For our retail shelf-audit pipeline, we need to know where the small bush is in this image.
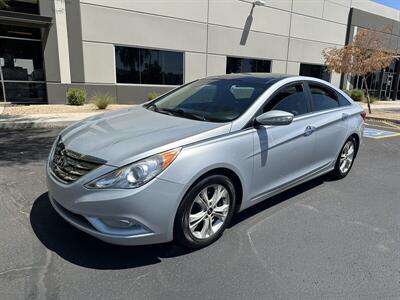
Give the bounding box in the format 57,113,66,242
343,90,351,97
91,94,115,110
147,92,161,101
344,89,365,102
67,88,86,106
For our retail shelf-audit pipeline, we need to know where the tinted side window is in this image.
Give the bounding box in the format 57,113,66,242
309,84,339,112
264,84,308,116
337,93,351,107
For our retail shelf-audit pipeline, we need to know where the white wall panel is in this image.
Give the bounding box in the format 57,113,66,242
206,54,226,76
209,0,291,36
83,42,115,84
323,1,350,25
271,60,287,73
287,61,300,75
292,0,324,18
80,4,207,53
185,52,207,82
331,72,341,87
81,0,208,23
328,0,351,7
288,38,336,64
207,25,288,60
290,14,347,45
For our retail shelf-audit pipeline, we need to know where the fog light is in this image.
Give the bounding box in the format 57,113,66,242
101,217,140,229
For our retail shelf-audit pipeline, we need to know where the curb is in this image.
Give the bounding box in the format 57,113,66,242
0,120,74,130
366,116,400,125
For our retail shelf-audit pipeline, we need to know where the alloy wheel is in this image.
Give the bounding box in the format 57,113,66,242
188,184,230,239
339,140,355,174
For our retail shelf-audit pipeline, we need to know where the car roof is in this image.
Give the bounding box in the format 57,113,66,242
205,73,294,84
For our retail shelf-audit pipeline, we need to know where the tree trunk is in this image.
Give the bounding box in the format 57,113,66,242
362,77,372,114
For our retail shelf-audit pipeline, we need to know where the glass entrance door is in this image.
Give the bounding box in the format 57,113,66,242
0,25,46,103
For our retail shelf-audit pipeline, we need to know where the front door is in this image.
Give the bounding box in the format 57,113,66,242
250,82,316,202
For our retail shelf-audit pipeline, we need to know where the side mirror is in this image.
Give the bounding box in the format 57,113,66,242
255,110,294,126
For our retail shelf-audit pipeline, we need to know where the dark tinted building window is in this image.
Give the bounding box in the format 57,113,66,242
0,0,39,14
0,38,44,81
309,84,339,112
300,64,331,82
264,84,308,116
115,46,183,85
226,57,271,74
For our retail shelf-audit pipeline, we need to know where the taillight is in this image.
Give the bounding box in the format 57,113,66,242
360,111,367,121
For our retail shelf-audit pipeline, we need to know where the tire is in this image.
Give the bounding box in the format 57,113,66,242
331,136,358,179
174,175,236,249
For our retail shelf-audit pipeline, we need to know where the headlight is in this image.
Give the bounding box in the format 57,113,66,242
85,148,181,189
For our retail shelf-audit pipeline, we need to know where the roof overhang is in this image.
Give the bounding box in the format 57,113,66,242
0,10,52,28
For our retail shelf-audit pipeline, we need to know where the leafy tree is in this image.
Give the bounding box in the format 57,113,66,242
323,29,397,113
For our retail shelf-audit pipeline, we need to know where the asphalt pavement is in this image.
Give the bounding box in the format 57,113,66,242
0,127,399,300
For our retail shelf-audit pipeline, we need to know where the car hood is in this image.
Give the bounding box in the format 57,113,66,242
60,105,231,166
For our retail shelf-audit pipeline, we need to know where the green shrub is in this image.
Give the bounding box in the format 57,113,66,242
67,88,86,106
343,90,351,97
91,94,115,110
147,92,161,101
344,89,365,102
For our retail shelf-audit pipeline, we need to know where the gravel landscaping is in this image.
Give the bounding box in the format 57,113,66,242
1,104,130,116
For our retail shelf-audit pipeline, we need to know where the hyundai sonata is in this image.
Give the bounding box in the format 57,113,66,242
47,74,364,249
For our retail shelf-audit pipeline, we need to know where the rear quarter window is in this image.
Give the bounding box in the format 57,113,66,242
337,92,352,107
309,83,339,112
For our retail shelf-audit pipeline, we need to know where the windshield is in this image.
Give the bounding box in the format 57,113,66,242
146,78,274,122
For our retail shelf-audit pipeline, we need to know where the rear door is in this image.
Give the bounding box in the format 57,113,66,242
305,81,350,169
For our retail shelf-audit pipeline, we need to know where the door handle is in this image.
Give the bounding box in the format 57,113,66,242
342,113,349,121
304,125,316,136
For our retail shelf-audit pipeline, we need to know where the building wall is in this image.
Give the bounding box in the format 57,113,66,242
43,0,400,104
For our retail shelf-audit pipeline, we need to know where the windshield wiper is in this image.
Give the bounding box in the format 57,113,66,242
147,104,176,116
148,104,210,121
161,108,208,121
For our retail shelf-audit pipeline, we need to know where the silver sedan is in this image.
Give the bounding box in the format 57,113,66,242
47,74,364,249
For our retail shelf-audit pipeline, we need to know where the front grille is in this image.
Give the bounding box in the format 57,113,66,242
51,138,106,184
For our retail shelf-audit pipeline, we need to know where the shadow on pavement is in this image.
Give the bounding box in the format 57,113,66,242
31,175,328,270
30,193,193,270
230,175,327,226
0,128,59,166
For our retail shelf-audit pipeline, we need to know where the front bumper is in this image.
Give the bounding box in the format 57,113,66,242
47,167,186,246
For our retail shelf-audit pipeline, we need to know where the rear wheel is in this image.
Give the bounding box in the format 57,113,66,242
331,137,357,179
174,175,236,249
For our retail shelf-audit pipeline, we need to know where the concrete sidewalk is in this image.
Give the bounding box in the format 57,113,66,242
0,112,101,129
358,101,400,124
358,100,400,111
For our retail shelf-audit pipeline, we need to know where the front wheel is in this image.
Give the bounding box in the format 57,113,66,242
174,175,236,249
331,137,357,179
